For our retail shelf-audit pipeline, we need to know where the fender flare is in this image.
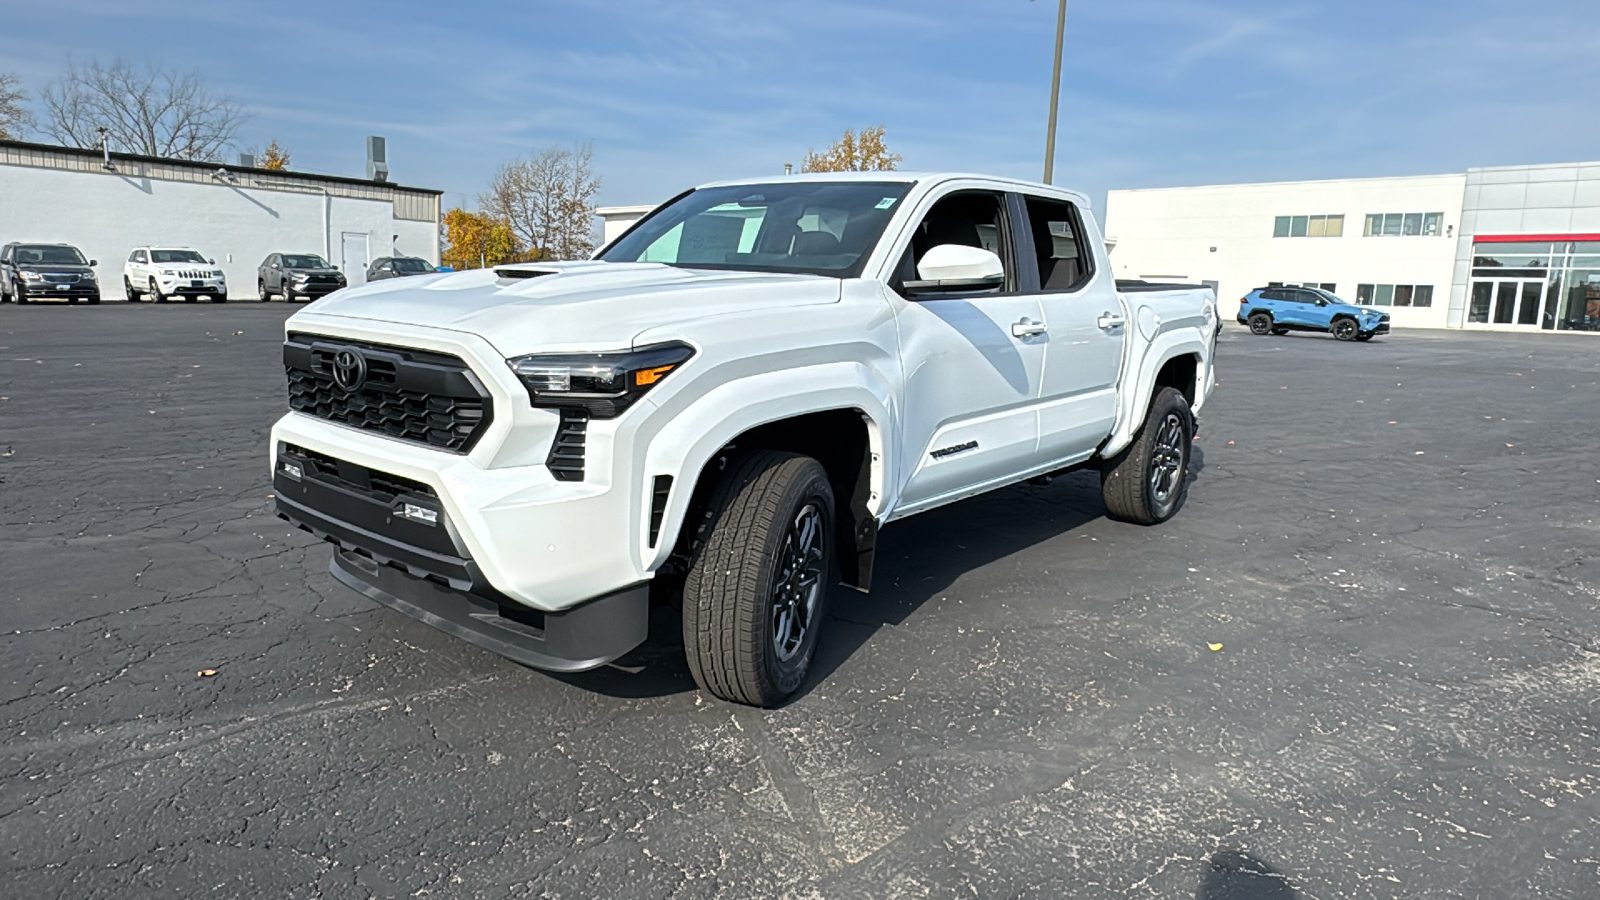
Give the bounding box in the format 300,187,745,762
637,361,895,573
1102,334,1209,459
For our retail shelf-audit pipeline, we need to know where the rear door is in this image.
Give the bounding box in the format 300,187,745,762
1018,192,1125,464
887,186,1046,515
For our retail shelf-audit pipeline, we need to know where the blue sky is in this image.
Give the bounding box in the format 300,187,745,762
4,0,1598,213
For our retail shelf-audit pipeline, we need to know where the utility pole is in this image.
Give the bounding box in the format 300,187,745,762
1042,0,1067,184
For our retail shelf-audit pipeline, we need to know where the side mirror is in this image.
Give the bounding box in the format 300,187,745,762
903,244,1005,296
1316,298,1327,306
88,259,97,267
208,258,216,265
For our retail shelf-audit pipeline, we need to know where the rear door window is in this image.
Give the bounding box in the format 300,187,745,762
1021,195,1094,292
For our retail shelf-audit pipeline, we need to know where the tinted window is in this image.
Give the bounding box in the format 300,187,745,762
601,181,913,278
392,258,434,274
14,245,88,265
1023,195,1093,292
284,255,330,268
151,250,206,264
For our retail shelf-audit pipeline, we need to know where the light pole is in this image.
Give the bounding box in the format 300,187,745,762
1042,0,1067,184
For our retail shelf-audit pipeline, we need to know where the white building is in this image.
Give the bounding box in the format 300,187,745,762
1105,161,1600,333
0,139,442,300
596,204,656,249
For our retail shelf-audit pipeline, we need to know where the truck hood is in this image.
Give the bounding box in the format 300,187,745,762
303,261,842,353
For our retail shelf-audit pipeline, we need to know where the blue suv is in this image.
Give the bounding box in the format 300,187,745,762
1237,286,1390,341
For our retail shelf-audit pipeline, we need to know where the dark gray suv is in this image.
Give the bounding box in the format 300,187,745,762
258,253,347,302
366,256,437,281
0,243,101,304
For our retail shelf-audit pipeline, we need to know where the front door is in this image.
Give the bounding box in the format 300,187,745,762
888,188,1045,517
341,233,370,286
1467,278,1551,329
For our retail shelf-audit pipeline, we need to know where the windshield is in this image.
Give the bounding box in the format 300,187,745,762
152,250,207,264
14,245,87,266
392,258,435,274
599,181,914,277
1313,289,1352,305
284,255,331,269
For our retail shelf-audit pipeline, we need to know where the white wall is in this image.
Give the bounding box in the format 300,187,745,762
1105,174,1465,329
596,205,656,250
0,165,438,299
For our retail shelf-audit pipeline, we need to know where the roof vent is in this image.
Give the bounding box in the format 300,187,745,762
366,135,389,183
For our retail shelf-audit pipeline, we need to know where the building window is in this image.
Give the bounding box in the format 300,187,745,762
1274,214,1343,238
1364,212,1445,236
1356,284,1433,307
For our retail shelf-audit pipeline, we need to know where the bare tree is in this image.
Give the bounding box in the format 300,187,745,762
0,72,32,140
480,144,602,261
39,58,246,160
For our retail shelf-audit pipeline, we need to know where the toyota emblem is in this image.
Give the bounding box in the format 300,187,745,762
331,349,367,392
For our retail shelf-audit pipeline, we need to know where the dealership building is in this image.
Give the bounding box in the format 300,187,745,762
0,138,442,301
1104,160,1600,333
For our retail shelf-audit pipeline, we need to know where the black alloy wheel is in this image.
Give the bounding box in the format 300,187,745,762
1101,386,1194,525
1331,318,1358,341
1248,312,1273,335
683,450,836,707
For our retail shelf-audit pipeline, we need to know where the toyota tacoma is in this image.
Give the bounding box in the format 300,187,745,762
271,173,1218,706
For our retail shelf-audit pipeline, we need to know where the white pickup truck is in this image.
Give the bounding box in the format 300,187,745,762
271,173,1216,706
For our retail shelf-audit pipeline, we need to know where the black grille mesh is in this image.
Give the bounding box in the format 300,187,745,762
284,336,491,452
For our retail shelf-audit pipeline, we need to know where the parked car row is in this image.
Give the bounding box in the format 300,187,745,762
0,240,440,306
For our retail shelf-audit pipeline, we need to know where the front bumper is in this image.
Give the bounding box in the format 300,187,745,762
286,280,343,297
18,280,99,299
273,441,649,671
160,276,226,296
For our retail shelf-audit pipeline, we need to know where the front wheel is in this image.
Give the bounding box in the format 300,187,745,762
124,277,141,302
1248,312,1273,335
1101,387,1193,525
149,278,166,303
1331,318,1358,341
682,450,835,707
259,280,271,302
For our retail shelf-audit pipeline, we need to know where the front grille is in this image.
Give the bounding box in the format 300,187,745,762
546,410,588,481
284,334,493,452
285,443,435,500
42,273,80,284
169,268,212,279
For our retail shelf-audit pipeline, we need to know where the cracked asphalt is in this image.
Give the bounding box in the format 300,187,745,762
2,303,1597,899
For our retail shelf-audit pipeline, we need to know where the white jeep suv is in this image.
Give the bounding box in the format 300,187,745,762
124,247,228,303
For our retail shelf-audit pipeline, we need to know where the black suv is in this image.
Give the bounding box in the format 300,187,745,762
258,253,347,302
0,243,101,304
367,256,438,281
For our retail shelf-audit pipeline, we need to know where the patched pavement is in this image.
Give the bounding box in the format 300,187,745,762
2,304,1596,898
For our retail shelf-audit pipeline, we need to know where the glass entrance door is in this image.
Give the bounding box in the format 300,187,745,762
1467,278,1551,329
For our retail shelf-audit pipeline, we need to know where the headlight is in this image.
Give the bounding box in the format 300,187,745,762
508,342,695,418
19,271,42,281
212,270,225,278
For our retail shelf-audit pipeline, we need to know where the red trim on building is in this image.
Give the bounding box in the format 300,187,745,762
1472,233,1600,244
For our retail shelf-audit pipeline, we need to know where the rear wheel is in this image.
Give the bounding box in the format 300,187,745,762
1248,312,1273,335
1101,387,1193,525
682,450,835,707
1331,318,1358,341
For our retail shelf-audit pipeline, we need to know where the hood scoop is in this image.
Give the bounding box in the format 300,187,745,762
494,266,560,285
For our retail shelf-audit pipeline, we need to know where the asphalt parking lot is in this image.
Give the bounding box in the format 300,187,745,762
2,304,1597,898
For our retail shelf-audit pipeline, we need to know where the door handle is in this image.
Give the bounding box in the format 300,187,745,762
1012,318,1048,338
1097,312,1126,330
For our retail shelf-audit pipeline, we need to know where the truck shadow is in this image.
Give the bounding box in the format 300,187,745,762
559,447,1206,703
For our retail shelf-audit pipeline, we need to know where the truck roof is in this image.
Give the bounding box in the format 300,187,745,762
697,172,1092,208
